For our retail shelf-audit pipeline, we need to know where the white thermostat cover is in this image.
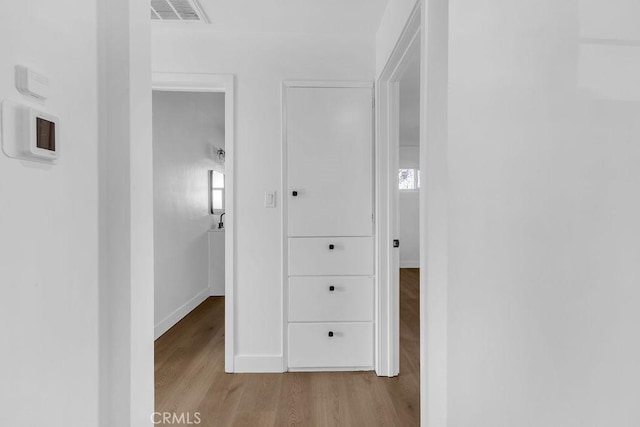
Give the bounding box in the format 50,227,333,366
1,99,59,163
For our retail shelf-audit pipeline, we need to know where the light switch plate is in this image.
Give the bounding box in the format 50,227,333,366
265,191,276,208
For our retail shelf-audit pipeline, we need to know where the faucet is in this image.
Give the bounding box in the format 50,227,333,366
218,212,225,229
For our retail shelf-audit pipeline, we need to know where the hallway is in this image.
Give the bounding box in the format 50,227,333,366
154,269,420,426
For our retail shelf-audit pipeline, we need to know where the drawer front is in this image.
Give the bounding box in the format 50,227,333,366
288,237,373,276
289,277,374,322
288,322,373,369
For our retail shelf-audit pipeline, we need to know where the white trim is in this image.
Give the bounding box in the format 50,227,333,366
154,288,209,339
377,1,450,425
421,1,449,425
281,83,289,372
400,261,420,269
288,366,373,372
152,72,236,373
375,2,422,379
233,355,284,373
376,1,450,426
378,3,424,83
283,80,374,89
152,72,233,92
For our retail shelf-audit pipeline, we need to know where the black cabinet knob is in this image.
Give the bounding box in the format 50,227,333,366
329,244,335,250
292,191,298,197
328,331,334,337
329,285,335,291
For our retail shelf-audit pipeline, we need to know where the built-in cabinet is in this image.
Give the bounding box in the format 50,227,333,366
285,83,374,371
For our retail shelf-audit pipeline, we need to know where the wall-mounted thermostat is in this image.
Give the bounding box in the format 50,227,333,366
15,66,50,100
1,100,59,162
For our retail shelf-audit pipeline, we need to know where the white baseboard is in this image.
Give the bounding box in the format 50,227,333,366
289,366,373,372
154,287,209,340
233,355,284,373
400,260,420,269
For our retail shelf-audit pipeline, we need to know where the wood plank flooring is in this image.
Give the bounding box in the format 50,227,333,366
155,268,420,426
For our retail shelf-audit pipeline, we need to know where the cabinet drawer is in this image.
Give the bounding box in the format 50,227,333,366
288,322,373,369
289,277,373,322
288,237,373,276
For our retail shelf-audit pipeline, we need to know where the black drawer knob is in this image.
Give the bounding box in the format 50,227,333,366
329,244,335,250
329,285,335,291
292,190,298,197
328,331,334,337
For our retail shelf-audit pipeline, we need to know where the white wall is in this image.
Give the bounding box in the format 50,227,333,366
376,0,420,77
152,29,375,368
98,0,154,425
399,147,420,268
448,0,640,425
153,91,224,338
0,1,99,425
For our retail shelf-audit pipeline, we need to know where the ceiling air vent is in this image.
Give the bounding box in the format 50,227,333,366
151,0,209,23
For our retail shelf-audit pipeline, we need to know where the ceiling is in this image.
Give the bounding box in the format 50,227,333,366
172,0,389,34
399,48,420,147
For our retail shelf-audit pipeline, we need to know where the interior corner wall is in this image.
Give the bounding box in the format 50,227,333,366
0,1,100,426
152,91,224,338
448,0,640,425
151,29,375,367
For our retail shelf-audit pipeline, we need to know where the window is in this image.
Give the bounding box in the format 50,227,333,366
210,170,225,214
399,168,420,190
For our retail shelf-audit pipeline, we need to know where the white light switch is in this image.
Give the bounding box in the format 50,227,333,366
264,191,276,208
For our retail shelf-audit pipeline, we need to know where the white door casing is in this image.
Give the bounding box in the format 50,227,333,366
375,1,422,379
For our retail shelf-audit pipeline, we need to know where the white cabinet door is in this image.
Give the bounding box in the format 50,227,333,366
286,86,373,237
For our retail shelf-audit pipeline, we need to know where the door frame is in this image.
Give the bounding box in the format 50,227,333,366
152,72,236,373
375,2,422,379
281,80,375,371
376,1,449,425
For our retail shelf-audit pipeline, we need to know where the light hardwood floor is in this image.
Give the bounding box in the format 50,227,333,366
155,268,420,426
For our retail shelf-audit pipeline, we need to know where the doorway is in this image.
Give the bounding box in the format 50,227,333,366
397,45,422,383
375,5,422,378
375,3,449,424
151,73,236,375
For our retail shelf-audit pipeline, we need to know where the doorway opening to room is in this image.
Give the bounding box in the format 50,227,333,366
375,1,422,387
151,73,235,416
396,46,421,382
